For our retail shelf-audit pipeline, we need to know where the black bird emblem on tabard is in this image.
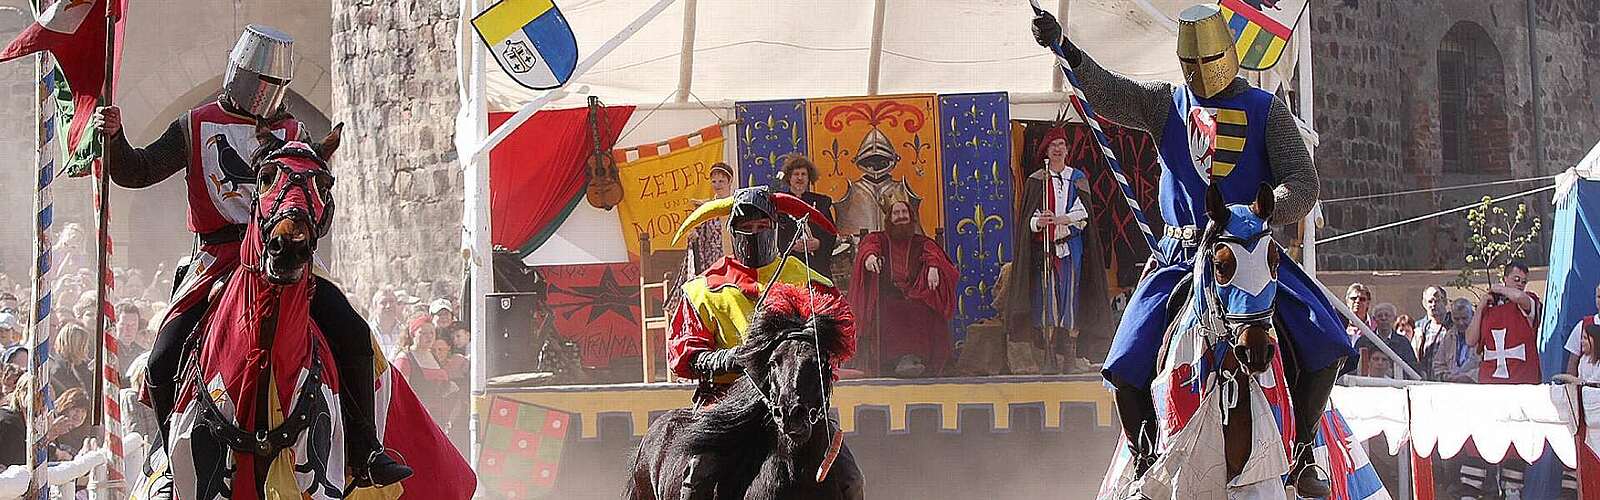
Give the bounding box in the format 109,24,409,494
208,133,259,194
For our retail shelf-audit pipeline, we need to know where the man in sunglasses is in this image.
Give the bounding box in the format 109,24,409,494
1034,5,1354,496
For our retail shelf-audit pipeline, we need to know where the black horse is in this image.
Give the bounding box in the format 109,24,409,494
626,284,863,500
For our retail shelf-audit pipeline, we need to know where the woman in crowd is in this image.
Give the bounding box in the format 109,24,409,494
1573,324,1600,383
47,324,95,399
392,328,452,417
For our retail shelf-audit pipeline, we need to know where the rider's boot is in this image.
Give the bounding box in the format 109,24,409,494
679,454,720,500
148,378,177,446
337,355,414,487
1113,385,1160,478
1287,361,1342,498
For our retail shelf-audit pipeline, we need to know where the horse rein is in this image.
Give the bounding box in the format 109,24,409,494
252,146,336,251
747,213,833,430
1195,225,1278,426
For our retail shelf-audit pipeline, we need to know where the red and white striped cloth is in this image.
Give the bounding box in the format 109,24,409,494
612,124,723,163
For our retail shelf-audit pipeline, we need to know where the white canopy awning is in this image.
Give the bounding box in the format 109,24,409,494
484,0,1302,112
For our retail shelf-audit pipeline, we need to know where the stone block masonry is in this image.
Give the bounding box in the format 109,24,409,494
328,0,465,307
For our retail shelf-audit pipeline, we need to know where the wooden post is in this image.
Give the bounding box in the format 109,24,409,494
639,233,654,383
26,26,55,500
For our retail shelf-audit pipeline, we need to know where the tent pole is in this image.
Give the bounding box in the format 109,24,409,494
471,0,679,164
866,0,885,96
675,0,697,103
1297,2,1318,277
462,0,493,468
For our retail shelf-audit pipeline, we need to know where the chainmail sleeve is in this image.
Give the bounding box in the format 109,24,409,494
107,118,188,189
1264,96,1318,226
1063,41,1174,142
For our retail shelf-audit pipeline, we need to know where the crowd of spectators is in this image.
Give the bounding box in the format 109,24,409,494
0,224,477,464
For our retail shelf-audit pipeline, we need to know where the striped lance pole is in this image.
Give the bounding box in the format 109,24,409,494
27,50,57,500
1028,0,1164,261
94,0,123,484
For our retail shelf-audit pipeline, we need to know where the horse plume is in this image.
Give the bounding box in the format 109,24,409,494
738,283,857,369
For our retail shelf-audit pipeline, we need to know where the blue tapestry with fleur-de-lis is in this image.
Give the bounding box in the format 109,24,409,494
938,92,1014,341
734,99,808,188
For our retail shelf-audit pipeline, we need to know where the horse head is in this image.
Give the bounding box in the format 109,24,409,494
1201,183,1281,374
736,284,856,447
245,123,343,285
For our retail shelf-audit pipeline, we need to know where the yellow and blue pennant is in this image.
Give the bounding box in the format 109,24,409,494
1217,0,1306,71
473,0,578,90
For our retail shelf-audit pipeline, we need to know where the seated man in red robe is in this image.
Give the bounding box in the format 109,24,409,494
1466,260,1543,384
848,190,959,377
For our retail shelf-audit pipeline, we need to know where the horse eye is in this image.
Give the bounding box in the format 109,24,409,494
258,165,278,187
1213,244,1236,285
1267,244,1281,278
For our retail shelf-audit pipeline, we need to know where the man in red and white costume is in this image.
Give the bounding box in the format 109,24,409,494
1466,260,1543,384
94,25,411,486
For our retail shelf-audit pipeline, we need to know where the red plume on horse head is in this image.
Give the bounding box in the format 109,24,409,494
746,282,857,366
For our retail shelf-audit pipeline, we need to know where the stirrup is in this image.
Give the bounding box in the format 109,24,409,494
352,449,413,488
1289,443,1331,498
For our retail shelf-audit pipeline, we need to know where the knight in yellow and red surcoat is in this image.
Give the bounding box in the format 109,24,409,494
666,186,840,397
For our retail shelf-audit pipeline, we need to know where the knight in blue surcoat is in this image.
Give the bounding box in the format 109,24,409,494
1034,5,1355,496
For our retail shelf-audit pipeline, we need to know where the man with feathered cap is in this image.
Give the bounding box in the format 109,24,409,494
848,186,959,377
667,185,863,499
1002,125,1114,375
1034,4,1353,495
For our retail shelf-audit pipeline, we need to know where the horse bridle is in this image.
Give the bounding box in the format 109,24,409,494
742,213,835,436
749,328,835,436
1197,227,1278,338
252,146,336,250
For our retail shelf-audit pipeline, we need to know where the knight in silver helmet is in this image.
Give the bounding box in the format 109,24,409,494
223,24,295,120
93,24,416,489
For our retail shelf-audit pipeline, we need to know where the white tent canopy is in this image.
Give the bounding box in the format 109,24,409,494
483,0,1301,112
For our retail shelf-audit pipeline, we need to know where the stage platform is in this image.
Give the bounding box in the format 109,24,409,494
483,374,1116,439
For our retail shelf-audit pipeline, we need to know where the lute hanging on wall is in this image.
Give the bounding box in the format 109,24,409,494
585,96,624,210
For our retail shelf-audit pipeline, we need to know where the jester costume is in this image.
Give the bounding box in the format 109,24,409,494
104,26,411,485
1035,5,1354,495
666,186,864,500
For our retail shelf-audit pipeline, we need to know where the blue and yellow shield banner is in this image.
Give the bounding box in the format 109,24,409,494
473,0,578,90
1218,0,1307,71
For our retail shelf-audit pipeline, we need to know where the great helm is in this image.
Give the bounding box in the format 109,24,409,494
1176,4,1240,99
672,186,838,268
223,25,294,119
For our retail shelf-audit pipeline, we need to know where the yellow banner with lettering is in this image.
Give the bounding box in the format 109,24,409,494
616,136,724,256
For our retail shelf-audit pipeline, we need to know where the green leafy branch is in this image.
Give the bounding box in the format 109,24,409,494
1449,196,1542,297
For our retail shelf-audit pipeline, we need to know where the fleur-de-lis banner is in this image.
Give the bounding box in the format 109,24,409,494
939,92,1014,341
735,99,808,188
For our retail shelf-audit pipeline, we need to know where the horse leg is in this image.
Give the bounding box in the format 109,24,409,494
827,442,865,500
